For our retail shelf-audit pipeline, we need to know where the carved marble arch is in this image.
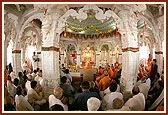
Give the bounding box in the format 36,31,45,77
100,43,112,51
4,16,17,48
138,14,160,44
18,12,43,43
57,4,122,33
64,42,77,52
20,26,41,48
137,25,155,51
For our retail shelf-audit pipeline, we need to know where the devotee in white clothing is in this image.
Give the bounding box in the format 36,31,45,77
124,86,145,111
146,77,151,89
34,70,43,83
7,75,15,98
103,84,120,95
31,70,37,80
49,87,68,111
106,98,124,111
27,81,46,109
32,52,38,71
87,97,101,111
25,78,31,91
101,83,123,110
10,71,16,82
138,83,150,99
22,61,31,73
15,86,34,111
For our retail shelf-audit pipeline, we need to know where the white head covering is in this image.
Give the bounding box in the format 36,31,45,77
87,97,101,111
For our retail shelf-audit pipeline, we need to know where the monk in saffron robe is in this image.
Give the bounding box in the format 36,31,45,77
147,54,152,68
107,67,113,79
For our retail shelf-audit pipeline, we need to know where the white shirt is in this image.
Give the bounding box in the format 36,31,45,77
25,80,31,91
31,72,37,80
32,55,38,70
146,78,151,89
60,71,65,77
34,75,43,83
15,95,34,111
40,79,44,87
48,95,68,111
7,80,15,97
138,83,150,99
104,84,120,95
10,72,16,82
101,92,123,110
125,93,145,111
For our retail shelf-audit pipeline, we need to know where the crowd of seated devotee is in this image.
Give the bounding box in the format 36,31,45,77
4,57,164,111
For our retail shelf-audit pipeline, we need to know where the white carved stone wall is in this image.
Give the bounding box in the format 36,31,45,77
42,50,60,99
41,10,62,99
60,49,65,66
12,52,22,74
155,45,163,74
120,51,139,92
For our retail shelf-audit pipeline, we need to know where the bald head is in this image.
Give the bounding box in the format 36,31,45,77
87,97,101,111
54,88,63,99
113,98,124,109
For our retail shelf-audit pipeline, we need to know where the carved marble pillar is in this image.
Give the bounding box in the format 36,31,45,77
107,51,110,64
119,10,140,93
96,48,100,68
60,48,65,66
119,48,122,64
109,50,112,64
12,49,22,74
112,51,115,64
155,45,163,74
41,13,61,99
76,48,81,67
21,47,26,66
120,48,139,93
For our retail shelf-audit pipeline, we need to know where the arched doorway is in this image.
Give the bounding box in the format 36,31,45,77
66,44,76,66
100,44,109,65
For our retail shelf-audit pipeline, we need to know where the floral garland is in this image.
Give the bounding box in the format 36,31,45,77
68,25,89,32
61,31,116,39
67,24,113,34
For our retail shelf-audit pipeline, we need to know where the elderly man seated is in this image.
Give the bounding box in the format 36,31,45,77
87,97,101,111
124,86,145,111
106,98,124,111
101,83,123,110
27,81,46,111
48,87,68,111
15,86,34,111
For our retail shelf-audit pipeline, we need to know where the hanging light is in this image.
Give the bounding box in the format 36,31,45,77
64,23,67,37
43,9,47,18
89,9,92,18
32,19,34,24
134,12,139,22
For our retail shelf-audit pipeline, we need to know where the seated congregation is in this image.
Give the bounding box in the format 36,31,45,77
4,59,164,111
